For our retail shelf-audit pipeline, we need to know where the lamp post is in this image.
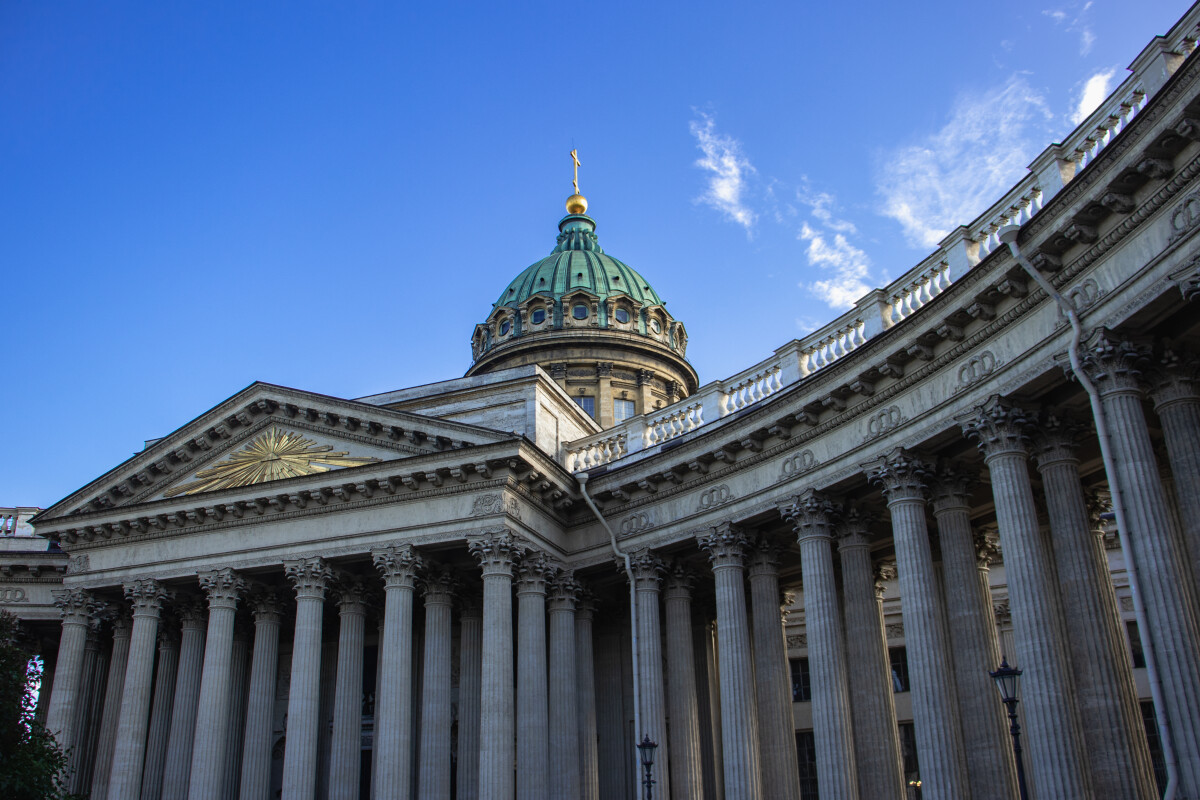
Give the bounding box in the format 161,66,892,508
637,735,658,800
990,656,1030,800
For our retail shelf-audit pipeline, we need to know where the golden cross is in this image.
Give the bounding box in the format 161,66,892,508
570,149,581,194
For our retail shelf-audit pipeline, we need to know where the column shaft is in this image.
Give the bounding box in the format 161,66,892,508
1152,363,1200,587
575,600,600,800
107,582,167,800
45,589,96,768
188,569,245,800
141,626,180,800
515,554,550,800
91,616,132,800
418,573,455,800
239,595,283,800
162,603,206,800
282,558,332,800
469,533,518,800
664,570,704,799
372,545,422,800
330,585,368,800
547,576,581,800
222,627,252,800
628,550,671,799
456,602,483,800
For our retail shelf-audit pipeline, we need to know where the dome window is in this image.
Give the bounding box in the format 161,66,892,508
650,318,662,333
500,320,511,336
531,309,546,325
573,304,589,320
614,308,630,324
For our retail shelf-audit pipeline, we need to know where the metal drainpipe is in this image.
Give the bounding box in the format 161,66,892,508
998,223,1178,800
577,471,644,790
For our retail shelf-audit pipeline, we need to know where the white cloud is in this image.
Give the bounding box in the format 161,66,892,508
689,112,757,232
1072,68,1117,124
799,222,871,308
876,75,1052,249
797,181,857,234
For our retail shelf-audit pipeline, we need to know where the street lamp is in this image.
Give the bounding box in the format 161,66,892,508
637,735,658,800
990,656,1030,800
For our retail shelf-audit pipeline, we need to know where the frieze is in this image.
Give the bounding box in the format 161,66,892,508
1060,278,1105,316
786,633,807,649
469,493,521,521
779,450,818,481
864,406,906,442
955,351,1001,393
698,485,735,511
619,512,653,535
67,554,90,574
0,587,28,603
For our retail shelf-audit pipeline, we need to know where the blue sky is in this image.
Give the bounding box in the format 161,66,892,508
1,0,1190,507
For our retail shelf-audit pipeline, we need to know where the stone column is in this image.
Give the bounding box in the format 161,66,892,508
417,569,456,800
1084,329,1200,792
162,601,206,800
693,610,723,800
701,614,726,800
240,592,285,800
141,621,180,800
514,551,551,800
188,568,246,800
961,397,1093,799
662,565,704,799
575,594,600,800
281,557,333,800
546,573,581,800
74,625,105,796
867,449,969,800
456,599,483,800
783,492,859,800
468,531,520,800
222,622,253,800
835,509,905,800
46,588,100,767
106,582,167,800
1150,350,1200,587
698,523,763,800
627,548,671,799
329,580,369,800
929,466,1017,800
1032,415,1159,799
91,613,132,800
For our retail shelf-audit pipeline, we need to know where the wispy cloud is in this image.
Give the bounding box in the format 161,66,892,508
797,180,857,234
689,112,757,232
876,75,1052,249
1044,2,1095,55
1072,68,1117,124
799,222,872,308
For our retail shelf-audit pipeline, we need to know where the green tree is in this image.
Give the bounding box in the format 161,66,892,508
0,610,80,800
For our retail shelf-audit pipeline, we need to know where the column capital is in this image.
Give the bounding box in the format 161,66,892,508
575,589,597,620
284,557,333,600
516,549,553,594
960,395,1035,460
110,613,134,639
866,447,931,503
1030,412,1087,469
373,543,425,587
176,598,208,630
835,504,873,550
626,548,664,591
467,530,521,578
124,579,170,618
199,567,247,610
747,536,785,578
459,596,483,621
336,578,372,615
780,488,836,542
930,461,977,514
1079,327,1151,396
1148,346,1200,411
697,522,751,570
547,571,581,611
974,528,1002,568
52,587,104,624
663,562,696,598
248,590,287,623
420,567,459,605
158,616,181,648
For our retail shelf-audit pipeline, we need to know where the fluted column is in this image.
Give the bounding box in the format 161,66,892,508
222,622,253,800
282,558,333,800
240,592,285,800
468,531,520,800
574,594,600,800
783,492,858,800
188,568,246,800
626,548,671,799
74,625,106,795
867,449,969,800
141,621,180,800
693,610,723,800
546,572,581,800
698,523,763,800
91,614,132,800
107,582,168,800
46,588,101,769
929,466,1017,800
514,551,551,800
663,565,704,799
456,599,483,800
835,509,905,800
1151,350,1200,587
416,569,456,800
162,601,206,800
328,580,369,800
700,614,725,800
962,397,1093,799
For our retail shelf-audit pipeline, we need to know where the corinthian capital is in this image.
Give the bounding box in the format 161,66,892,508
52,588,104,624
835,504,872,550
866,447,931,503
199,568,246,610
547,571,581,610
1031,413,1086,469
929,461,976,514
284,557,333,600
467,531,521,578
123,579,171,617
780,488,836,543
1079,327,1151,396
1149,345,1200,411
697,522,750,570
515,550,552,594
959,395,1033,460
373,543,425,588
626,548,664,591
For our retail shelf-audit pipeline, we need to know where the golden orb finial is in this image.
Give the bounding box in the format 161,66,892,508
566,148,588,215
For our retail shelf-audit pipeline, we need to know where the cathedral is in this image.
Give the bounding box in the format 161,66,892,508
7,5,1200,800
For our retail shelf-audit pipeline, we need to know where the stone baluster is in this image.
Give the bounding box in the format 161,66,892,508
835,508,905,800
371,544,423,800
663,564,704,799
281,557,333,800
929,465,1018,800
91,613,132,800
574,592,600,800
141,621,180,800
547,572,581,800
46,588,101,770
457,598,483,800
468,531,521,800
162,601,206,800
188,568,246,800
1150,348,1200,588
961,397,1093,798
782,492,859,800
417,568,457,800
867,449,970,800
222,621,253,800
328,579,369,800
627,548,671,799
239,592,285,800
698,523,763,800
515,550,551,800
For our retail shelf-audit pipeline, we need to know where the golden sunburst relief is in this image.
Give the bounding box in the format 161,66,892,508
163,427,381,497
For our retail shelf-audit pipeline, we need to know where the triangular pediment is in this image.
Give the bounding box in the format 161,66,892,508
36,382,515,522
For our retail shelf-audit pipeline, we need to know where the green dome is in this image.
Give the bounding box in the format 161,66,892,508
493,214,665,309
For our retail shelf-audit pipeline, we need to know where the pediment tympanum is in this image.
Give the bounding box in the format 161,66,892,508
162,427,381,498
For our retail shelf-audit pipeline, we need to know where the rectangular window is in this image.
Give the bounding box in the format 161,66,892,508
574,396,595,418
889,646,910,693
790,657,812,703
1127,620,1147,669
614,398,636,423
1141,700,1169,794
796,731,819,800
898,722,921,788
